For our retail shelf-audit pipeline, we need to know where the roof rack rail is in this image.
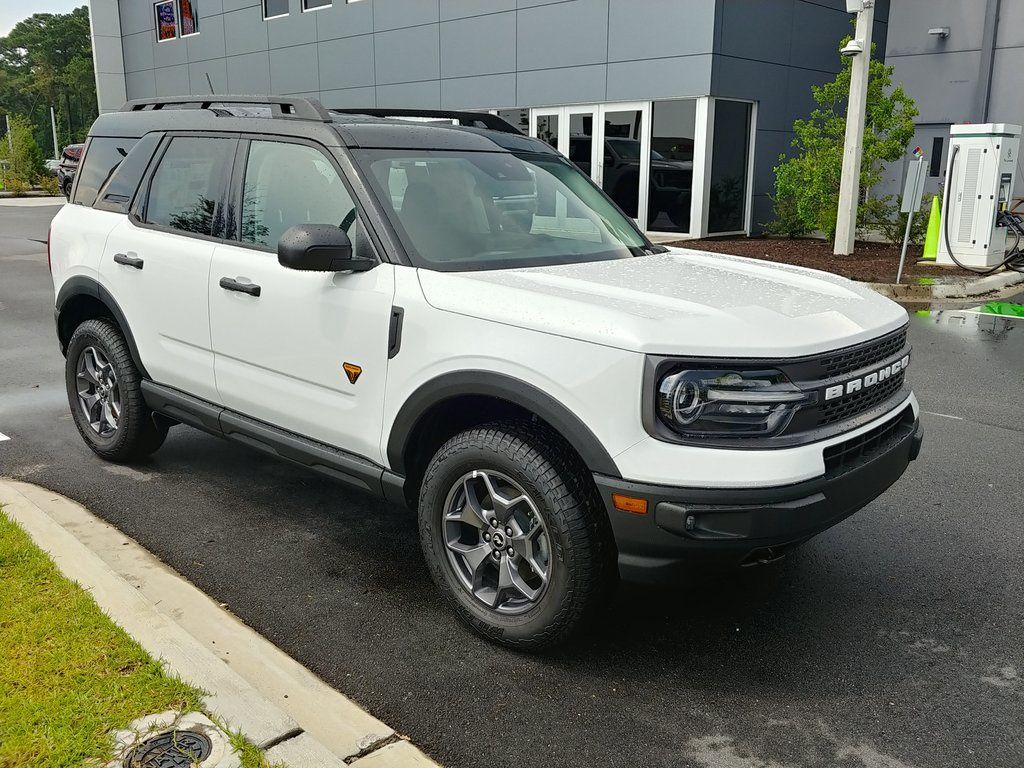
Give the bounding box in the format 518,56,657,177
119,95,332,122
327,108,520,134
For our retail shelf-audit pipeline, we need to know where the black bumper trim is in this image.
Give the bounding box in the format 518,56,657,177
596,412,923,584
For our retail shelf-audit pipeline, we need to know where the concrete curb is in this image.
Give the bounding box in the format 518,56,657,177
868,269,1024,300
0,479,440,768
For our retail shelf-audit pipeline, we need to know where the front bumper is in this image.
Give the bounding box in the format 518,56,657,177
595,405,923,583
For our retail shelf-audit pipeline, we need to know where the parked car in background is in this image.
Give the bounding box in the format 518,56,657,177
57,144,83,198
45,158,61,174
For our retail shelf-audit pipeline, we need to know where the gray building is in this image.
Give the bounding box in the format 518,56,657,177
88,0,891,238
883,0,1024,200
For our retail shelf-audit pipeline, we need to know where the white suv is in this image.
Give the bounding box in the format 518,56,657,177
49,97,923,649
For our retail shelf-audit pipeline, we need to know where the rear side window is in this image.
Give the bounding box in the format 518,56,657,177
94,133,163,214
143,136,233,237
72,137,139,207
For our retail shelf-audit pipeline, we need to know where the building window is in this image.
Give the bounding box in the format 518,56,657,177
303,0,332,11
178,0,199,36
708,100,752,234
647,100,696,233
930,136,944,178
155,0,177,41
263,0,288,19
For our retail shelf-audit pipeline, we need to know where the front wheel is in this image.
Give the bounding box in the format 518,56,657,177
418,421,616,650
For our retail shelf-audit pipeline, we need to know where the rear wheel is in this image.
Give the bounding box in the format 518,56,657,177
65,318,168,462
418,421,616,650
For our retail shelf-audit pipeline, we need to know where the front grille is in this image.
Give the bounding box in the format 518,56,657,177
823,406,915,476
817,328,907,380
818,370,906,426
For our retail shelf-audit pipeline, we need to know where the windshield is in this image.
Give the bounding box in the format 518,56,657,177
357,150,650,271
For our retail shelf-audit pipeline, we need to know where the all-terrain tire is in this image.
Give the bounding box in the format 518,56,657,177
418,420,617,650
65,318,168,462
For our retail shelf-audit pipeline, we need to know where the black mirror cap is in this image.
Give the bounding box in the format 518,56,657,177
277,224,374,272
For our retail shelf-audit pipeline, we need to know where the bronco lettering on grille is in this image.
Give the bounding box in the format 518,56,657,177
824,354,910,402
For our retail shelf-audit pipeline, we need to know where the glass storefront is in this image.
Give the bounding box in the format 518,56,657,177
492,97,753,238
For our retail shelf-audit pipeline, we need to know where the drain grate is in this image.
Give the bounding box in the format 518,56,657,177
124,729,213,768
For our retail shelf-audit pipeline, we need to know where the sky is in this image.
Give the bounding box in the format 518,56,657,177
0,0,83,37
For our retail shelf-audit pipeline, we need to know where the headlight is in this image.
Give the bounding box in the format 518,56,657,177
656,368,811,439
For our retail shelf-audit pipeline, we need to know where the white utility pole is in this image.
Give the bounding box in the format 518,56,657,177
50,105,60,159
834,0,875,256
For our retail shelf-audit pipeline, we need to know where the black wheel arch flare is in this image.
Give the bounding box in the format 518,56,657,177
387,370,621,479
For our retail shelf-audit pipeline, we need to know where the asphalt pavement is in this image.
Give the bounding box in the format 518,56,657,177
1,202,1022,768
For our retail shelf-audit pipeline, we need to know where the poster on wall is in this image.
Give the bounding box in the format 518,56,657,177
155,1,177,41
178,0,198,36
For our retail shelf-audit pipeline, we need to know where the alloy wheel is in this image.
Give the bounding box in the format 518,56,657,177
76,346,121,437
442,469,552,614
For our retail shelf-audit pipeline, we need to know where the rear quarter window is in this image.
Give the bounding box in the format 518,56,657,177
93,133,164,214
72,137,139,207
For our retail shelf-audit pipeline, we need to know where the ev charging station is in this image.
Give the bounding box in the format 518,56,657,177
937,123,1022,270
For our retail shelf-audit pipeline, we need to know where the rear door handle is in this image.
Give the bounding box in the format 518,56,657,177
113,252,144,269
219,277,261,297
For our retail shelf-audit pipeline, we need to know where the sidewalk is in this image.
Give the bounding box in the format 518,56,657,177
0,479,439,768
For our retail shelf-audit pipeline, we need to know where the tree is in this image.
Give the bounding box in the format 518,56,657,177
769,39,919,242
0,6,98,153
0,114,45,183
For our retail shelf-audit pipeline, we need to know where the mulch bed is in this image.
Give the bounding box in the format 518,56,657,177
676,236,977,283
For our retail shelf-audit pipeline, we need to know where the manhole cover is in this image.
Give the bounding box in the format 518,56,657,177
124,729,213,768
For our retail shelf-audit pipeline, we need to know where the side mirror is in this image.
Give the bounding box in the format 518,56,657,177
277,224,375,272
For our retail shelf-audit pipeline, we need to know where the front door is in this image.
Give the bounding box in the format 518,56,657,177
208,138,395,465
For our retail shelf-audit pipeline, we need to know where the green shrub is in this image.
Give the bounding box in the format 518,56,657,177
3,176,30,196
38,175,60,196
768,38,919,243
0,114,45,183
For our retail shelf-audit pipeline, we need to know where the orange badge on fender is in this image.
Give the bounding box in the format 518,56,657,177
343,363,362,384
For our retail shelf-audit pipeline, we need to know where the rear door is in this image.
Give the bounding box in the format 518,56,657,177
208,137,395,464
100,133,236,402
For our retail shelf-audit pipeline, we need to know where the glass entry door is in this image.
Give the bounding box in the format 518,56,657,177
531,103,651,225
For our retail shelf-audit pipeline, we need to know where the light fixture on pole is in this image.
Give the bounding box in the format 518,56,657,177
834,0,875,256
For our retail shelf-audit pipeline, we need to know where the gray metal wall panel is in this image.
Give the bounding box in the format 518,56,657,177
887,0,985,56
154,64,191,96
122,31,155,73
607,0,715,62
223,0,259,12
224,6,271,56
267,0,318,48
987,46,1024,128
120,1,154,36
226,50,272,92
889,50,981,124
186,13,227,62
440,12,516,79
318,34,376,91
517,64,607,107
607,55,713,102
718,0,793,65
269,42,320,94
516,0,609,71
126,69,157,100
441,0,516,21
154,38,189,69
321,86,377,108
788,1,848,74
373,0,440,32
189,58,228,94
441,73,517,109
316,1,374,39
376,80,441,108
374,24,440,85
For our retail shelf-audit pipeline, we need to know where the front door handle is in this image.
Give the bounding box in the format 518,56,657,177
219,276,261,297
113,252,144,269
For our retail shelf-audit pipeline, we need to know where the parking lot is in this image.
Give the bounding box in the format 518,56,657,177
1,201,1022,768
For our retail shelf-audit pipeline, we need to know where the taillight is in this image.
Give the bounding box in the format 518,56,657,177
47,224,52,274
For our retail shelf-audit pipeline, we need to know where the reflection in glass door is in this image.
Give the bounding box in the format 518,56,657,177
708,100,752,234
566,107,598,177
534,110,560,151
600,106,646,220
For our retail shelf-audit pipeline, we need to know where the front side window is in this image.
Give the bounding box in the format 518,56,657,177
240,140,369,257
358,150,648,272
73,137,139,207
154,1,177,40
144,136,232,236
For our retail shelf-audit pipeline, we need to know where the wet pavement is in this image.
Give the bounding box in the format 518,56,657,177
1,204,1022,768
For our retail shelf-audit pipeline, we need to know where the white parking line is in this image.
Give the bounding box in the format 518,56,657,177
923,411,964,421
0,432,10,441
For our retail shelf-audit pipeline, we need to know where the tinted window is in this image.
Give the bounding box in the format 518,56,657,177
263,0,288,16
72,137,139,207
240,140,370,256
94,132,163,213
930,136,944,177
145,136,232,236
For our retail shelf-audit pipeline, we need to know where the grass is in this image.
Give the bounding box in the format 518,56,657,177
0,507,286,768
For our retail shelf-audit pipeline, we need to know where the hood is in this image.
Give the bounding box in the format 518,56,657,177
417,248,908,358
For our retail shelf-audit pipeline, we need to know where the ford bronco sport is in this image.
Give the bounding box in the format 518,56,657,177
49,97,923,649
